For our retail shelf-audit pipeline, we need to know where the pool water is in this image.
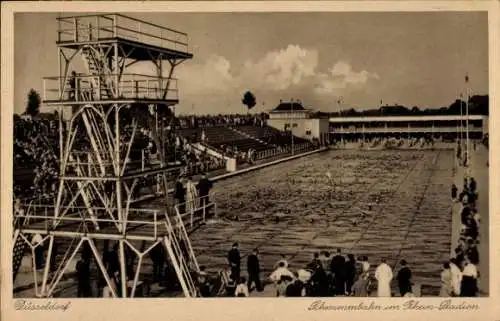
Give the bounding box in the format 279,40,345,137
190,149,454,296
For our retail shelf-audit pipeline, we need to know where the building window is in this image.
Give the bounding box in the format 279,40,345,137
306,130,312,135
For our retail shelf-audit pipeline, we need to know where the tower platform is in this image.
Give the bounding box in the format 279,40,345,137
56,14,193,61
43,14,193,106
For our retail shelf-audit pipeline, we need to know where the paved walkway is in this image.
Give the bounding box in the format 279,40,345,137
451,144,488,295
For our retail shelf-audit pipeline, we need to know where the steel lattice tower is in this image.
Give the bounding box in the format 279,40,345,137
13,14,203,298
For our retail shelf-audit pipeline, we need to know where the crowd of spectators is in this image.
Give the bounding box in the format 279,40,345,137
14,116,59,199
13,114,226,202
177,113,267,129
446,174,481,297
204,244,418,298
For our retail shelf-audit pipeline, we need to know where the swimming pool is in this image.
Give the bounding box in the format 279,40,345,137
190,149,454,296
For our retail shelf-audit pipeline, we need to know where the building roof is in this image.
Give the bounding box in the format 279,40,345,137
328,115,486,123
271,101,308,113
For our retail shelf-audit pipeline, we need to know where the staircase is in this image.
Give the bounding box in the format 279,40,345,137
229,126,272,147
163,210,200,297
12,231,28,281
81,47,114,100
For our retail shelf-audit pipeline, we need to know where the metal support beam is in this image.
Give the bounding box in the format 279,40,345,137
24,16,197,298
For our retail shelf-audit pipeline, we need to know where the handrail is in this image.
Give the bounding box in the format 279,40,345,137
43,73,178,81
56,14,189,52
16,204,160,213
15,213,161,227
43,74,179,102
174,196,216,229
114,13,188,36
57,14,114,22
58,14,188,37
115,25,188,47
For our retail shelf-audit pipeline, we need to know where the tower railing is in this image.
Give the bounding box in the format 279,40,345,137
57,14,189,53
43,74,179,102
174,196,218,230
15,205,163,239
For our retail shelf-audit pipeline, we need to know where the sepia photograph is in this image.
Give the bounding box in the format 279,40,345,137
2,2,496,312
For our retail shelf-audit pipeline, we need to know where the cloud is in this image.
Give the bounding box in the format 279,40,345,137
132,45,379,108
314,61,380,95
177,55,235,92
239,45,319,91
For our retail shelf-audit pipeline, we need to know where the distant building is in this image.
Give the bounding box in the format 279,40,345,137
329,115,488,140
267,100,330,144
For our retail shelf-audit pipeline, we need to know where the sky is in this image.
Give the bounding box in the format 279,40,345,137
14,12,488,115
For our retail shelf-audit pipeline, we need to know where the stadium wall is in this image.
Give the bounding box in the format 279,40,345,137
267,117,330,143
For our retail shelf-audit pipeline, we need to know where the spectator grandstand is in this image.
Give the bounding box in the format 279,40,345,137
13,112,317,200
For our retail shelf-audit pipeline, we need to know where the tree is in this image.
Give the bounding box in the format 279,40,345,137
447,99,466,115
469,95,488,115
411,106,420,114
25,89,41,117
242,91,257,111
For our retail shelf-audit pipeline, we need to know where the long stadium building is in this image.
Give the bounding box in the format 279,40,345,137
329,115,488,140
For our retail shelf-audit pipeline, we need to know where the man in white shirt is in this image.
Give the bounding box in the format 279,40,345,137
362,256,371,274
473,210,481,227
235,277,250,297
269,261,295,284
449,258,462,296
460,257,478,297
374,257,393,297
273,255,289,270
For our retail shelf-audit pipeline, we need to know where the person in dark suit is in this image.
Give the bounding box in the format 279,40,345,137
227,242,241,281
451,184,458,201
397,259,412,296
247,248,263,292
76,254,92,297
330,248,346,295
149,243,165,283
174,176,186,214
344,254,357,295
197,174,213,216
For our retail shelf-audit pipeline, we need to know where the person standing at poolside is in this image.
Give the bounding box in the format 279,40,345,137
449,258,462,296
439,262,453,297
375,257,393,297
228,242,241,282
396,259,412,297
197,173,213,217
247,248,263,292
185,176,199,216
460,257,478,297
174,176,186,214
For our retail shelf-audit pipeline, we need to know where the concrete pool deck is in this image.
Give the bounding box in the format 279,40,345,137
451,144,488,295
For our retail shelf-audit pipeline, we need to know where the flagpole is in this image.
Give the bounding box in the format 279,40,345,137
465,73,470,169
460,94,463,143
291,100,294,155
339,97,344,145
456,93,459,141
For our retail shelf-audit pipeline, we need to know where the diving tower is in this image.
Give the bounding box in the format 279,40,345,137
13,14,210,298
